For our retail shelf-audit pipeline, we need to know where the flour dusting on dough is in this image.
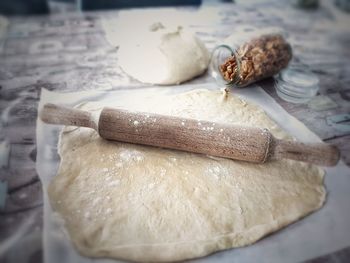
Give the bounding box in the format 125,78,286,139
48,89,325,262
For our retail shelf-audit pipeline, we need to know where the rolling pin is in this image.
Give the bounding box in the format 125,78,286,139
40,103,340,166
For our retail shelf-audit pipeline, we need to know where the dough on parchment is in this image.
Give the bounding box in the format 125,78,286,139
48,89,325,262
117,23,210,85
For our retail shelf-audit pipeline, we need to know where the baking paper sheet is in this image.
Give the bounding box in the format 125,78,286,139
36,83,350,263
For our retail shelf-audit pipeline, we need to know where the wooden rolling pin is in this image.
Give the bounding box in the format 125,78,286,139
40,103,340,166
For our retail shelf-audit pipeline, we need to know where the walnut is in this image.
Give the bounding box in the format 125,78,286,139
219,34,292,87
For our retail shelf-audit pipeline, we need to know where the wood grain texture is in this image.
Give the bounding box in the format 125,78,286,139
40,103,97,130
99,107,272,163
40,105,340,166
273,139,340,166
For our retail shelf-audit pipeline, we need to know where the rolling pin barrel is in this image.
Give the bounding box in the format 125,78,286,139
98,107,272,163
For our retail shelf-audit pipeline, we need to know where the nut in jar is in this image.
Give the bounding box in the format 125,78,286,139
210,30,292,87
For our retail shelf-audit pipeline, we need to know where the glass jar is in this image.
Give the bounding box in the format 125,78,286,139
274,65,320,103
210,30,293,88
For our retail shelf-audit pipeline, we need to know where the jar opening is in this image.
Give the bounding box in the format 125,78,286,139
210,45,241,86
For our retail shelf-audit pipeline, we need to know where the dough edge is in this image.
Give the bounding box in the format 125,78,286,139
70,199,325,262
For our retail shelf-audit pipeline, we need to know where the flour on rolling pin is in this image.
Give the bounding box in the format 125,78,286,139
42,90,339,166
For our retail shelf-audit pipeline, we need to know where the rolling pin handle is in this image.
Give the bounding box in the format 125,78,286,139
40,103,97,130
272,139,340,167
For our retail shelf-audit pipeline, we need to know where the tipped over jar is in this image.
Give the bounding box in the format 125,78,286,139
210,31,293,87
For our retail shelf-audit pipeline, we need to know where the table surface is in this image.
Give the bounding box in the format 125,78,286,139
0,1,350,262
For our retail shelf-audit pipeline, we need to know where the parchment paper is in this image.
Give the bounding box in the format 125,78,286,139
36,83,350,263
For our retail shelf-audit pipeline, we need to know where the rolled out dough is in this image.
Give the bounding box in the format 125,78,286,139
48,89,325,262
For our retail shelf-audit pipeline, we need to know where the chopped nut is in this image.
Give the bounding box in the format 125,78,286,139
219,34,292,87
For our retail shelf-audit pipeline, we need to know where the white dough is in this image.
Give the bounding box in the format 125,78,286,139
48,89,325,262
117,23,210,85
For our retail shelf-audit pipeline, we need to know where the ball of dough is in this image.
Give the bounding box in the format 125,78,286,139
118,23,210,85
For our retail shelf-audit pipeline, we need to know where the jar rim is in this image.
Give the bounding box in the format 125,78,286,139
210,44,242,86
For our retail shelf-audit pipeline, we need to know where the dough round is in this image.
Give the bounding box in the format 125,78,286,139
48,90,325,262
117,23,210,85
